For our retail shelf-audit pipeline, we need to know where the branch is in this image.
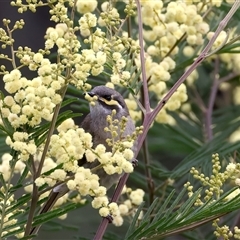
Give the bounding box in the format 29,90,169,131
204,57,220,141
135,0,150,113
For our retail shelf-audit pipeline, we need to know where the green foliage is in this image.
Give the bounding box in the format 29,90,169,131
125,187,240,240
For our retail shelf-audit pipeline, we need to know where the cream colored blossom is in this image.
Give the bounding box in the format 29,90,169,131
76,0,98,14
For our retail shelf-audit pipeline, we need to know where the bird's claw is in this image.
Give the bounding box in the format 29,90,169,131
105,214,113,223
131,158,138,167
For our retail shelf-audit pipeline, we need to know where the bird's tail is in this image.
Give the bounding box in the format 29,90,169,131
30,183,69,236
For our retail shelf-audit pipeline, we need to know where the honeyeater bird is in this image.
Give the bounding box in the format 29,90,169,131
30,85,136,235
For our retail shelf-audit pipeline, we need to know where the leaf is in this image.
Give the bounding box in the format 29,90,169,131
31,202,83,227
0,116,14,137
125,187,240,240
5,194,32,215
124,201,145,239
16,166,30,185
61,97,81,108
0,173,7,190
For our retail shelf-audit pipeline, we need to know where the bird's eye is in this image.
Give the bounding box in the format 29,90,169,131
103,95,112,101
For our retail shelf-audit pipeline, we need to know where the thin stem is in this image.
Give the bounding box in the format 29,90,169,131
191,87,206,113
6,24,16,69
219,72,239,83
24,86,68,237
142,137,154,204
164,33,186,58
24,182,39,237
205,57,220,141
36,85,68,178
135,0,150,113
204,63,239,142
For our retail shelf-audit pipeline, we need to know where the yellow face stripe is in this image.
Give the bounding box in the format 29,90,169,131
99,97,119,106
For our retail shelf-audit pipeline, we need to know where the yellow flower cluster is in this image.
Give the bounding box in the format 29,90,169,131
206,29,240,74
0,153,25,181
78,2,140,89
92,185,145,227
2,67,63,127
185,153,240,206
49,119,92,172
1,65,64,160
76,0,98,14
0,185,24,239
113,186,145,226
0,19,24,50
79,12,97,37
234,226,240,239
124,0,213,123
154,83,188,124
125,96,142,122
213,219,233,239
142,1,209,56
67,167,101,196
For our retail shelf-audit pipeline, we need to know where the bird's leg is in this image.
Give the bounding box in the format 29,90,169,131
105,214,113,223
131,158,138,167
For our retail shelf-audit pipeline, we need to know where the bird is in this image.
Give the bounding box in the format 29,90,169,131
30,85,136,235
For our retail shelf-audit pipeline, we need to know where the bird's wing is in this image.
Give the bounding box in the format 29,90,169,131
77,113,92,166
80,113,92,134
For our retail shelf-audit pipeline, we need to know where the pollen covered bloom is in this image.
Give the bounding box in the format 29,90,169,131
49,120,93,172
76,0,98,14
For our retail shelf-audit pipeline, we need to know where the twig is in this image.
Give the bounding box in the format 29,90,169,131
205,62,239,142
5,24,16,69
24,85,68,237
142,135,155,204
205,57,220,141
135,0,150,113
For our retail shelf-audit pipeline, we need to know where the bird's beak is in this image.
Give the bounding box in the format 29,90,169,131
84,91,98,104
87,91,95,97
83,91,95,97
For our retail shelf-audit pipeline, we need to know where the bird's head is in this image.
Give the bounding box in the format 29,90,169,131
85,86,129,118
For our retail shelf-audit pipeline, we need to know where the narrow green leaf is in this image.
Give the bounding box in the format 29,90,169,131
124,201,145,239
2,225,26,238
152,189,176,224
164,188,187,219
125,222,148,240
6,194,32,215
140,198,159,224
16,166,29,185
9,183,23,193
61,97,80,108
0,116,14,137
165,189,202,226
0,190,5,198
41,163,63,176
0,173,7,190
32,202,83,226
